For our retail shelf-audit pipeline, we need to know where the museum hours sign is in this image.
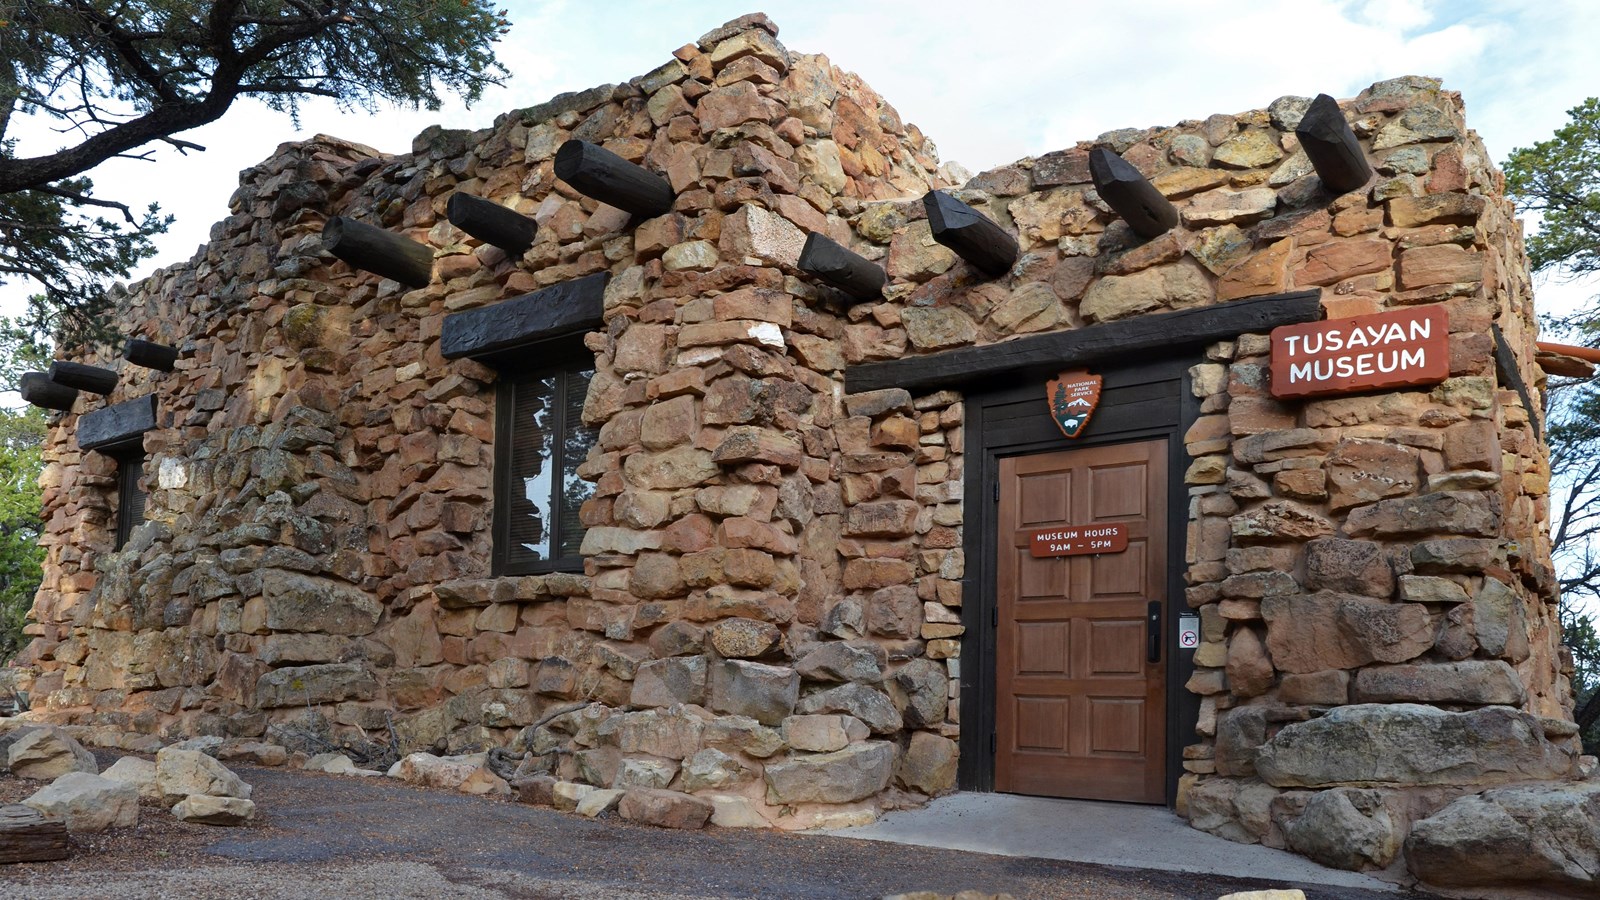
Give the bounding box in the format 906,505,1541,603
1269,306,1449,399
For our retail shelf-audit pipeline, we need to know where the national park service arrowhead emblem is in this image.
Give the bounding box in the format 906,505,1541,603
1047,370,1102,439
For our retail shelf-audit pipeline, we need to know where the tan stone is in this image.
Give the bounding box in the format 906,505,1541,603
1079,260,1212,323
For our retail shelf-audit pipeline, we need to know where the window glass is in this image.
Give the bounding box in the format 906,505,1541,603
498,361,595,573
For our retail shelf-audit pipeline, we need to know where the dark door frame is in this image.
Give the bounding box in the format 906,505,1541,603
956,356,1200,805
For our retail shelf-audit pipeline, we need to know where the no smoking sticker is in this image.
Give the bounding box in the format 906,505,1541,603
1178,614,1200,650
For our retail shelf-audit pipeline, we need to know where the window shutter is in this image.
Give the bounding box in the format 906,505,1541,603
115,455,146,550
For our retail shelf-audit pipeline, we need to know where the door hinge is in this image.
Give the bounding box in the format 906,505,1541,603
990,733,997,755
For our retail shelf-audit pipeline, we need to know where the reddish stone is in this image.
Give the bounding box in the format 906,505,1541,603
1295,240,1392,287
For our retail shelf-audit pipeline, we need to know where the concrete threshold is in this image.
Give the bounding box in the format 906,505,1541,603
823,792,1402,893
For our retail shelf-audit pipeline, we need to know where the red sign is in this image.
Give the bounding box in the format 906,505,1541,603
1028,523,1129,558
1047,370,1102,438
1270,306,1449,399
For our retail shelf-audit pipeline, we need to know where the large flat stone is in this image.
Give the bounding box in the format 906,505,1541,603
1405,781,1600,890
1256,704,1573,789
764,741,897,804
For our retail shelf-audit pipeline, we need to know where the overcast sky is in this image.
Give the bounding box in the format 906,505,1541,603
7,0,1600,311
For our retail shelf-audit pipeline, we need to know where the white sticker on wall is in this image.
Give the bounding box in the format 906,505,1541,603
1178,614,1200,651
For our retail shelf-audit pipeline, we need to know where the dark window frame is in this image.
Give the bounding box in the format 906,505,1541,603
491,346,596,576
113,450,146,551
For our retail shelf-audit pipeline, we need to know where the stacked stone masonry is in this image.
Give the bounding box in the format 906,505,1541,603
8,13,1594,888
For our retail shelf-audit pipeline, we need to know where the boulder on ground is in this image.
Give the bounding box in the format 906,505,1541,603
7,726,97,780
1405,781,1600,891
897,732,958,795
618,788,714,829
303,752,359,774
575,788,625,817
24,772,139,832
154,747,252,805
172,794,256,826
101,756,160,801
708,794,769,828
166,736,224,757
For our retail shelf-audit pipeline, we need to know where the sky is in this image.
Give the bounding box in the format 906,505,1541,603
6,0,1599,308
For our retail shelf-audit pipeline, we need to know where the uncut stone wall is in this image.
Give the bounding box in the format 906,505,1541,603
16,15,963,829
8,11,1588,868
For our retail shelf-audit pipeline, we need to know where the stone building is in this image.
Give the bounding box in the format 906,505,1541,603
12,12,1596,890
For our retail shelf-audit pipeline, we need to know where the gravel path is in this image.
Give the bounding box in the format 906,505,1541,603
0,758,1433,899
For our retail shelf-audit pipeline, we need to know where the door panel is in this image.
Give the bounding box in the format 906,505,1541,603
995,438,1168,803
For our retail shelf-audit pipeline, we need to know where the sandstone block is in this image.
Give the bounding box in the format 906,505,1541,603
1344,490,1501,538
24,772,139,832
1278,670,1349,706
795,641,885,683
1302,538,1393,598
154,747,252,805
709,617,782,658
1325,440,1419,510
796,683,903,733
101,755,160,801
1405,781,1600,891
678,747,748,792
255,662,377,708
1256,704,1573,788
630,656,708,708
618,788,714,829
1284,788,1400,871
172,794,256,826
709,659,799,725
900,307,976,350
1352,660,1525,705
1079,260,1211,323
764,741,897,804
7,727,97,780
897,731,958,795
260,570,381,635
1262,592,1432,673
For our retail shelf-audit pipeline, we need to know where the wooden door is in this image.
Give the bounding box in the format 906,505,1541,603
995,439,1168,803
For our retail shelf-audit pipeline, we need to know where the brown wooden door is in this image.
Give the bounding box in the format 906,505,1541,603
995,439,1168,803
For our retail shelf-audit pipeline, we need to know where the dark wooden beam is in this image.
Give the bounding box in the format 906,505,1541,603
923,191,1018,277
1295,94,1373,195
1493,324,1542,441
123,339,179,372
798,233,885,302
1090,146,1179,239
554,140,674,218
440,272,608,365
18,372,78,411
846,291,1324,395
47,361,118,395
321,216,434,288
79,395,157,452
447,192,538,257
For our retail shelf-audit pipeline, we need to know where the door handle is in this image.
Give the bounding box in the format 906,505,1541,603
1147,601,1162,664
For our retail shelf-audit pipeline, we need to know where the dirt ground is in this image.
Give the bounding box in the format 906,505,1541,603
0,752,1429,900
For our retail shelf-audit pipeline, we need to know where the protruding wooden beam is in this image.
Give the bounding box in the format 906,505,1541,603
1089,147,1179,240
123,339,179,372
1295,93,1373,195
47,361,118,395
78,395,157,452
321,216,434,288
554,140,674,218
19,372,78,411
798,233,886,302
922,191,1018,277
447,193,538,256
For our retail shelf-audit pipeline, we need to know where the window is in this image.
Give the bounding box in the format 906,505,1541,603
114,453,146,550
493,358,598,574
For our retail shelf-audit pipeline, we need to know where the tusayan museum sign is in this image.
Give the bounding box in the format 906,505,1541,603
1268,306,1449,399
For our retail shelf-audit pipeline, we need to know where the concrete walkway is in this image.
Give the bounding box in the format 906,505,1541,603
827,792,1403,893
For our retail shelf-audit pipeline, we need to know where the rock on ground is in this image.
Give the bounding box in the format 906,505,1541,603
101,756,161,801
7,726,98,780
155,747,252,805
24,771,139,832
172,794,257,826
1405,780,1600,891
